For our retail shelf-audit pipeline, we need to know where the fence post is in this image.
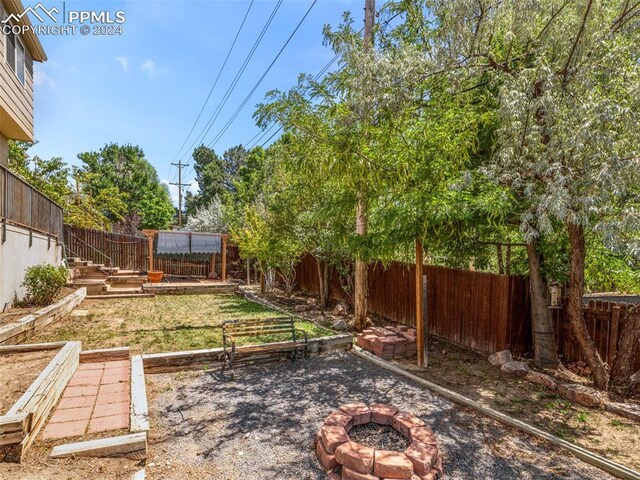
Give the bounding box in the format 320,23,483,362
416,237,425,367
221,235,228,282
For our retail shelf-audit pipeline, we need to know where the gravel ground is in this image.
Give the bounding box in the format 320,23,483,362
147,352,616,480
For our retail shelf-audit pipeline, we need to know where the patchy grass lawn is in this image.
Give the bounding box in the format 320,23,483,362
31,294,333,355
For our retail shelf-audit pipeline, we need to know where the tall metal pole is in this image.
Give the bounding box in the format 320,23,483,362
354,0,375,332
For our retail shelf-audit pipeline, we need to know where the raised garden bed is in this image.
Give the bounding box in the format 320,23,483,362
0,350,59,415
0,341,81,462
0,289,86,346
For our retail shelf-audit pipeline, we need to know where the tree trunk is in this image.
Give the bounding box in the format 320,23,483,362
354,198,368,332
505,244,512,275
316,258,330,310
609,306,640,397
497,244,504,274
566,222,609,390
527,239,559,368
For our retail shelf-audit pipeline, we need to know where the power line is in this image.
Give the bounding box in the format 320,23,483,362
179,0,284,175
171,0,255,164
244,53,340,148
206,0,319,149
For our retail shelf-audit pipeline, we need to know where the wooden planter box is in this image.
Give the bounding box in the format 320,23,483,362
0,341,81,462
0,288,86,346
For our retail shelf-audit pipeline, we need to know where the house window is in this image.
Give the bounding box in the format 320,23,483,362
5,26,26,85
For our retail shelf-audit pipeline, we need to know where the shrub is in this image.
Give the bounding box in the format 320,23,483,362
21,264,69,306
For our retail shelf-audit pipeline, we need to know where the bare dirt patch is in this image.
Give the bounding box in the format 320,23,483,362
0,350,58,414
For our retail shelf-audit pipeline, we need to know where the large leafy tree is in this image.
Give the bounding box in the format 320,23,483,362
185,145,225,218
428,0,640,387
78,143,173,229
8,141,128,229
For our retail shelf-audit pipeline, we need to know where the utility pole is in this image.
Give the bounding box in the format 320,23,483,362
170,161,190,227
354,0,375,332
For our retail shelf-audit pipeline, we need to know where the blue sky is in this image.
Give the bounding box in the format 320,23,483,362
26,0,360,202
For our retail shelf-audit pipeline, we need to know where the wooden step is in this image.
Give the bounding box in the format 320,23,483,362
86,293,155,299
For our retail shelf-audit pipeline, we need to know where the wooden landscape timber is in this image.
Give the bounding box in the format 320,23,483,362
352,347,640,480
0,414,28,449
141,334,353,374
141,282,238,295
130,356,149,433
0,288,86,345
50,432,147,459
1,341,81,462
80,347,130,364
0,342,67,353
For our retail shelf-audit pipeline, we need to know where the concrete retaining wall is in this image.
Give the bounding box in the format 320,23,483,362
0,223,62,309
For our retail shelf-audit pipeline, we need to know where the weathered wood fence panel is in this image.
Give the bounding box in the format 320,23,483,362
553,300,640,371
64,224,148,270
294,255,532,356
0,165,63,238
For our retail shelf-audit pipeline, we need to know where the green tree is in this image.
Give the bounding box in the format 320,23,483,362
185,145,225,217
428,0,640,388
78,143,173,229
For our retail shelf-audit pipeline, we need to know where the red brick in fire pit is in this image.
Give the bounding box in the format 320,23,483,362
315,403,443,480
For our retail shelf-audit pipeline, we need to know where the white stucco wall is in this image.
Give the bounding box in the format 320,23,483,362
0,223,62,309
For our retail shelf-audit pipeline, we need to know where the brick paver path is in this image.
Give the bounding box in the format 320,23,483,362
42,359,130,440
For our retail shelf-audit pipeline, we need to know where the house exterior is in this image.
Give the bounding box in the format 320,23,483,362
0,0,62,309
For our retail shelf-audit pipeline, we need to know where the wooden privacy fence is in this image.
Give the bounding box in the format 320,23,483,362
553,300,640,371
0,165,63,239
64,224,148,270
294,255,532,356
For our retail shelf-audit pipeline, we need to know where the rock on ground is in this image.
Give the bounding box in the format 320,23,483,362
558,384,602,408
604,402,640,423
332,302,349,316
501,361,530,378
332,318,348,331
488,350,513,366
525,371,558,390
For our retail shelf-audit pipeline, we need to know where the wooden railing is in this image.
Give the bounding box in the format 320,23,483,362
64,224,148,270
0,165,63,239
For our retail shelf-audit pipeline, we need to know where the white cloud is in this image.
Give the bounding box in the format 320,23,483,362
115,56,129,72
33,68,55,90
140,59,156,76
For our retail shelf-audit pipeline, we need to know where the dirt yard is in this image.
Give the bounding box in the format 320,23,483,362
0,443,141,480
145,352,614,479
254,287,640,473
0,350,58,414
29,294,333,355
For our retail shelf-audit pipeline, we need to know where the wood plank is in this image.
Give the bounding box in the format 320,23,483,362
80,347,130,364
6,341,81,459
0,342,66,354
50,432,147,459
0,413,28,446
130,356,149,433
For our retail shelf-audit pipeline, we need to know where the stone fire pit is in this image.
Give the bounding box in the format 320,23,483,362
315,403,443,480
